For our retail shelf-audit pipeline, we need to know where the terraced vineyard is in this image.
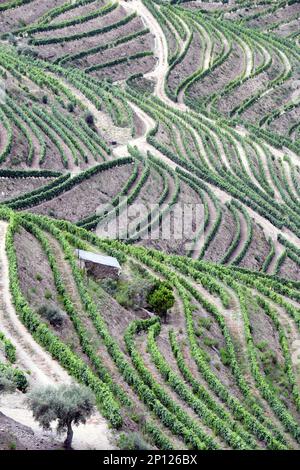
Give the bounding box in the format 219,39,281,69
1,0,300,452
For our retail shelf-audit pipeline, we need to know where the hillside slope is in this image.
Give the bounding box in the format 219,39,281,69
0,0,300,451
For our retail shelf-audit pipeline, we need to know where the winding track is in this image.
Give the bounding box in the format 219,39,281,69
117,0,300,259
120,0,187,111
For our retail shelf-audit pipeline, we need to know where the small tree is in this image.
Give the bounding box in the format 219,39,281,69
67,102,75,113
27,384,95,449
85,112,94,127
147,281,175,322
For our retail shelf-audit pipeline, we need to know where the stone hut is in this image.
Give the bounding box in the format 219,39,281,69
75,249,121,279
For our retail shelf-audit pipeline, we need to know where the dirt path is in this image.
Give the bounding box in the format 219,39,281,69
191,191,219,259
28,132,42,170
120,0,187,111
198,23,213,72
253,142,284,204
266,243,285,275
242,39,253,78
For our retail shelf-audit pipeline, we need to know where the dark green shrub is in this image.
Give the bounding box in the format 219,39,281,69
85,112,94,127
38,305,65,328
117,432,151,450
44,290,52,300
203,337,219,348
67,102,75,112
220,348,231,367
199,317,212,330
147,281,175,321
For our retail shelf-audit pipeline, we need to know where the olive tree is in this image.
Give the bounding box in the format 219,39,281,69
27,384,95,449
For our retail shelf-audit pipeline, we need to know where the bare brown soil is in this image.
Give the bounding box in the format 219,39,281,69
0,411,60,450
217,69,276,115
14,227,88,360
203,208,236,263
40,134,68,171
167,29,203,94
29,163,133,222
189,43,245,101
50,0,105,24
34,5,128,41
0,176,54,203
224,6,266,22
239,223,269,271
0,122,8,155
247,4,300,30
247,301,298,414
81,33,154,69
14,226,60,310
13,224,159,442
164,27,178,63
139,179,204,256
137,332,227,448
93,282,136,343
34,6,129,61
249,303,284,365
279,256,300,281
241,77,299,124
90,55,156,82
0,0,66,33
